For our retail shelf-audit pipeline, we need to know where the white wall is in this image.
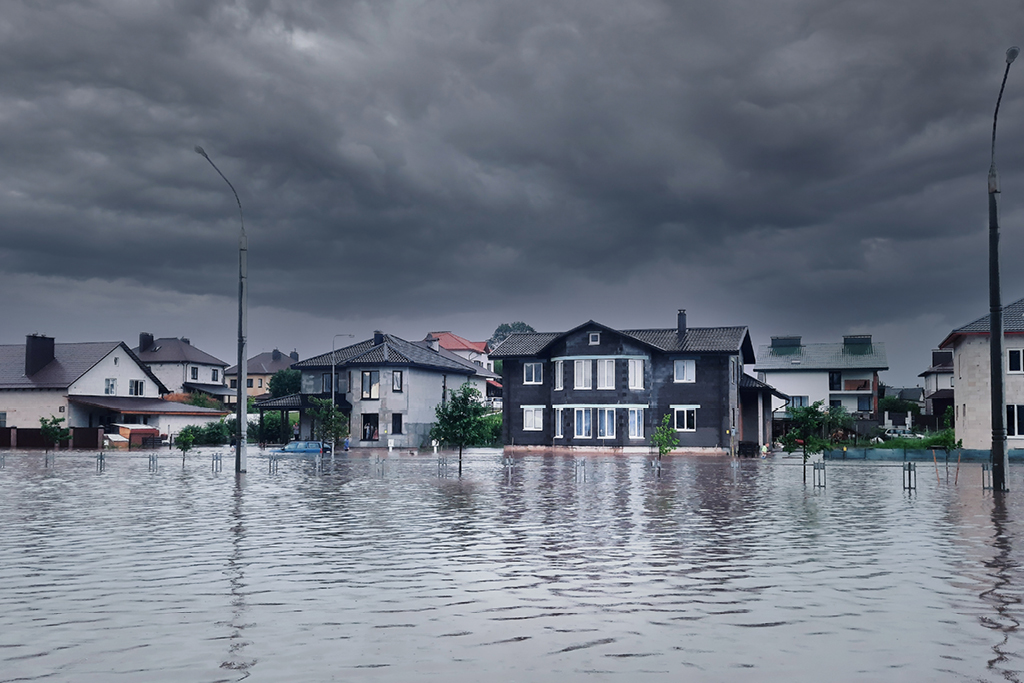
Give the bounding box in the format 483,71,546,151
0,389,68,428
147,362,224,394
69,347,159,398
956,335,1024,449
762,370,828,412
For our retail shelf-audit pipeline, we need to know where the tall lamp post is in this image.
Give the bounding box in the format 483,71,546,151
988,46,1019,492
195,146,248,474
331,334,355,408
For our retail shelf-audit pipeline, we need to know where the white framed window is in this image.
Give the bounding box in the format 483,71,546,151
790,396,809,408
554,360,563,391
597,408,615,438
1009,405,1024,436
524,362,543,385
574,360,592,390
674,406,697,431
129,379,145,396
554,407,564,438
104,378,116,395
523,406,543,431
597,359,615,390
628,359,644,390
629,408,644,439
674,359,695,383
574,408,592,438
589,332,600,345
1010,349,1023,374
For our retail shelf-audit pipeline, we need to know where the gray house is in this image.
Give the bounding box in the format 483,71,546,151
490,311,778,453
286,331,496,448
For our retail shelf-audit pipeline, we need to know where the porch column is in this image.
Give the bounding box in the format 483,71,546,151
757,392,765,447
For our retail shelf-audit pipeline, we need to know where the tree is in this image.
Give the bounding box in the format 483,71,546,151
186,392,223,410
489,322,536,347
429,383,489,475
269,369,301,398
175,429,195,466
780,401,832,482
879,395,921,417
650,414,679,460
308,397,348,448
40,415,71,454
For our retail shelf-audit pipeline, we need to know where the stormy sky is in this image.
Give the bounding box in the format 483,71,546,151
2,0,1023,386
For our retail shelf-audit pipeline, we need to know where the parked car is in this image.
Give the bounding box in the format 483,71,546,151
274,440,332,455
882,428,925,440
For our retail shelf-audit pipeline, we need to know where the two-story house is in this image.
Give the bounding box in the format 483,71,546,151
283,331,494,448
490,310,775,453
224,349,300,404
939,296,1024,449
918,350,954,418
754,335,888,417
424,332,493,371
133,333,231,402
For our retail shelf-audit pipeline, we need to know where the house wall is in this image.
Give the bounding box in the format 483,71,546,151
148,362,224,394
761,370,828,412
68,347,160,398
0,389,68,428
924,370,953,395
226,372,271,403
954,334,1024,449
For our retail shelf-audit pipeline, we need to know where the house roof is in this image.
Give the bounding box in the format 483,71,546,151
0,341,168,392
226,349,299,376
426,331,489,354
182,382,234,397
940,296,1024,348
489,320,755,363
133,337,227,367
292,333,476,376
739,373,789,400
918,364,954,378
416,341,500,379
755,341,888,372
69,395,228,415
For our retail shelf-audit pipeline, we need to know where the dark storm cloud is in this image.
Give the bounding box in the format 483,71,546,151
2,0,1023,382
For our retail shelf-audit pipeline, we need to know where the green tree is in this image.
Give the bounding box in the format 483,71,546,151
39,415,71,454
269,369,301,398
429,383,489,475
780,401,832,482
186,392,223,410
879,395,921,416
650,413,679,460
175,429,195,466
489,322,536,347
308,397,348,448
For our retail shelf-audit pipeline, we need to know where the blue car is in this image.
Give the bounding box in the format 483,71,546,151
274,440,332,455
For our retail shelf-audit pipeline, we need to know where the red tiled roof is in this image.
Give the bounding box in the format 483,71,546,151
427,331,488,354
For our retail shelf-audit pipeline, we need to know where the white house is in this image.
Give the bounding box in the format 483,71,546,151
424,331,493,371
132,333,231,401
754,335,888,417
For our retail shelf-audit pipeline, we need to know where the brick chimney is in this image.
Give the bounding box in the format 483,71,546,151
289,350,299,362
677,309,686,336
139,332,154,353
25,334,55,376
373,331,385,345
272,349,282,361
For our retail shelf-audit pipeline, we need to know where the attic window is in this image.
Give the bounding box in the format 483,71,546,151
114,357,119,366
589,333,600,345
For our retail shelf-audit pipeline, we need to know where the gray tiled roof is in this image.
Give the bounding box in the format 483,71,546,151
69,395,228,415
226,350,299,376
293,334,474,375
0,341,166,392
133,338,227,366
948,297,1024,334
755,342,888,371
490,325,751,358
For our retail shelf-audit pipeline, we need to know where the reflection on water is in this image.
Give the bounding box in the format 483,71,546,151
2,448,1024,681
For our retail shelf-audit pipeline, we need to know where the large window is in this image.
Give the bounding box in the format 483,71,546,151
392,413,403,435
1010,350,1023,373
629,408,644,439
1008,405,1024,436
597,359,615,390
393,370,403,392
554,407,564,438
554,360,563,391
829,371,842,391
104,378,116,395
858,395,872,412
674,359,695,383
674,407,697,431
361,413,379,440
362,371,380,399
628,359,644,390
129,379,145,396
322,373,333,393
523,406,543,431
574,408,592,438
597,408,615,438
524,362,543,385
790,396,809,408
574,360,592,390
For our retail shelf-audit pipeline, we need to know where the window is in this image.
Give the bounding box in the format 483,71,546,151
523,406,543,431
0,412,5,428
589,332,600,345
575,408,592,438
628,359,644,390
129,379,145,396
554,407,564,438
524,362,543,385
554,360,563,391
104,378,116,395
1010,350,1023,373
392,413,403,435
190,367,199,381
597,359,615,390
258,378,263,388
113,357,118,366
858,395,872,412
574,360,592,390
790,396,809,408
628,408,644,439
246,379,253,388
597,408,615,438
393,371,403,392
361,413,379,440
829,371,842,391
830,399,842,408
674,359,695,383
230,379,237,389
362,371,380,399
674,407,697,431
322,373,332,393
212,369,219,382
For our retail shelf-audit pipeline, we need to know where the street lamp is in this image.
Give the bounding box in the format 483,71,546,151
195,145,248,475
331,333,355,408
987,46,1019,492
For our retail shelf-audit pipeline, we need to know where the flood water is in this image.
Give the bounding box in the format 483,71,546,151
1,448,1023,682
